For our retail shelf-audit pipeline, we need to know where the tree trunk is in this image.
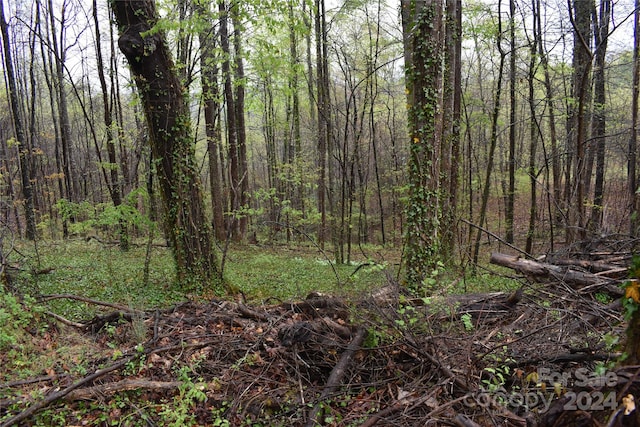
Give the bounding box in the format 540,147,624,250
198,6,226,242
590,0,610,233
92,0,128,250
48,0,77,204
567,0,594,242
0,0,36,240
631,0,640,236
526,6,539,256
232,5,248,240
219,0,240,241
111,0,226,292
401,0,446,285
472,3,506,267
442,0,461,259
536,0,560,251
506,0,516,244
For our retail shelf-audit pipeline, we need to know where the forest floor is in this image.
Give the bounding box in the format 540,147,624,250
0,238,637,426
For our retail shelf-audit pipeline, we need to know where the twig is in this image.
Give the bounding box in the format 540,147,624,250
64,379,183,401
0,375,61,390
43,310,85,328
0,356,133,426
0,339,221,426
38,294,144,314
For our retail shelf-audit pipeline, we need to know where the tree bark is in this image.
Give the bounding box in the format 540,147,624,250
590,0,610,233
219,0,240,241
92,0,128,250
526,0,540,255
566,0,594,242
0,0,36,240
402,0,454,285
631,0,640,236
315,0,328,249
111,0,226,292
506,0,516,244
197,3,226,242
232,4,248,240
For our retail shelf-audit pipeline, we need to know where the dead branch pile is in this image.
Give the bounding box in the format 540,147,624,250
2,240,640,426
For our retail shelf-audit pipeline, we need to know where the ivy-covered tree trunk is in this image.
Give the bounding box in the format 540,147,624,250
111,0,226,292
401,0,458,286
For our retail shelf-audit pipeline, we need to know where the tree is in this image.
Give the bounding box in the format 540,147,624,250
505,0,516,244
197,2,226,242
401,0,460,286
111,0,226,292
0,0,36,240
92,0,128,250
631,0,640,235
566,0,594,242
590,0,611,232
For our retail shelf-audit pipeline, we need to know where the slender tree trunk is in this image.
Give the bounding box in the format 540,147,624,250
631,0,640,236
505,0,516,244
442,0,461,259
536,0,560,250
93,0,128,250
48,0,77,204
232,4,248,239
526,7,539,255
0,0,36,240
473,2,506,267
198,6,226,242
219,0,240,241
590,0,610,233
111,0,226,292
567,0,594,242
38,0,66,236
315,0,328,248
288,0,302,224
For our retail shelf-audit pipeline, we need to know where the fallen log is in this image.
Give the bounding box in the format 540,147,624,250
490,252,624,296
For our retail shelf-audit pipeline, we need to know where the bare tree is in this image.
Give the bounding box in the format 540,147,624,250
0,0,36,240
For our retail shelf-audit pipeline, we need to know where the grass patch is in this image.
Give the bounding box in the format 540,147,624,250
9,239,391,319
224,245,388,302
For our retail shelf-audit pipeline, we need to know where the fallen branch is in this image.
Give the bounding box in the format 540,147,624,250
64,379,183,401
43,310,85,328
0,355,133,427
490,252,623,295
0,339,222,426
237,303,269,321
38,294,144,314
305,326,367,427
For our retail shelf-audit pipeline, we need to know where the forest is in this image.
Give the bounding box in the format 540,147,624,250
0,0,636,276
3,0,640,425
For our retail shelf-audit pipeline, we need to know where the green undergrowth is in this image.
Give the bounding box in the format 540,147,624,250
7,239,391,320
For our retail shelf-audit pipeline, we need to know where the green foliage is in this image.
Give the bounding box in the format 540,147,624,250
225,247,385,301
482,349,515,392
461,312,474,331
0,291,38,351
159,364,210,427
16,240,180,321
52,188,154,240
